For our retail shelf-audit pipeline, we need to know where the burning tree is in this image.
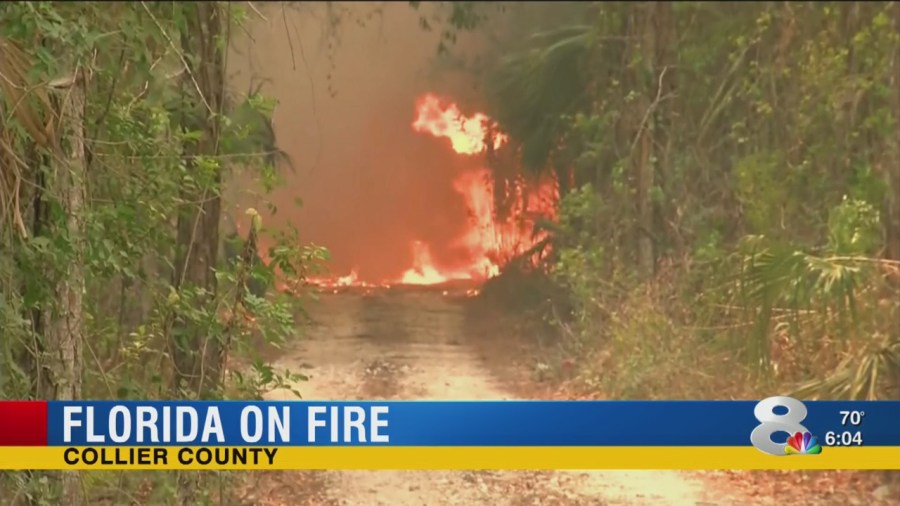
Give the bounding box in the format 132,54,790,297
398,93,558,285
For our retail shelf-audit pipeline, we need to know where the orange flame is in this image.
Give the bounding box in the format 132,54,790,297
411,94,508,154
396,93,557,285
259,93,557,291
307,269,379,289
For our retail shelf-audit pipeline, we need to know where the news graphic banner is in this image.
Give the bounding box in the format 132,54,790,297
0,398,898,470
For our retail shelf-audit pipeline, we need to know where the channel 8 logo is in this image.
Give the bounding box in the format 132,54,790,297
750,396,812,455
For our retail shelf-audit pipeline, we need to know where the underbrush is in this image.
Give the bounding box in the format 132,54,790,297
476,258,569,316
475,263,900,505
477,240,900,500
498,187,900,403
477,186,900,501
486,252,899,403
477,259,765,400
474,262,577,383
0,242,319,504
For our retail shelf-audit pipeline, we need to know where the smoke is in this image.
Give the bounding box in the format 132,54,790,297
226,2,493,282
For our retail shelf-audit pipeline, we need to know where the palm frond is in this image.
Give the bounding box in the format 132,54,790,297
486,24,595,172
736,236,874,368
0,36,59,239
0,36,57,149
791,336,900,400
223,89,293,172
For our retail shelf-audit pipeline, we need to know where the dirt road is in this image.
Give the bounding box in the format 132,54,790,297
261,287,741,505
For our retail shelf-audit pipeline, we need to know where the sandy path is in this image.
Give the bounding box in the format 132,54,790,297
263,288,738,505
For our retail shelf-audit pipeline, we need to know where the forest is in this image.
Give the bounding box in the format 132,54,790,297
470,1,900,402
1,1,898,504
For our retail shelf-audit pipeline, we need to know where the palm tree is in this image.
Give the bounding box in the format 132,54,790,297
485,23,595,175
738,238,900,400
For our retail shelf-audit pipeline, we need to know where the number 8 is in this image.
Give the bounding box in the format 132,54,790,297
750,396,810,456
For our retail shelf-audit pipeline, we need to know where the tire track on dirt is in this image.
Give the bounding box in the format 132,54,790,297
263,289,739,505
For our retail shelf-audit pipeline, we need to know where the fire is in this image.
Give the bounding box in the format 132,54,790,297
411,94,508,154
307,269,378,289
401,241,451,285
259,92,558,292
335,271,360,286
396,93,557,285
400,240,479,285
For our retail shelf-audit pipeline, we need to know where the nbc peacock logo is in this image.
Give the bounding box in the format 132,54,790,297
750,396,823,456
785,431,822,455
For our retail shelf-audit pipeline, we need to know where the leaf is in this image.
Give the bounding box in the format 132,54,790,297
0,36,56,148
485,24,594,171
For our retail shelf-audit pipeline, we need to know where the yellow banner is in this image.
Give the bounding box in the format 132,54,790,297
0,447,897,470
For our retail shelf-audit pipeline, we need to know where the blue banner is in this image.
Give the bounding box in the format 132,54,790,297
46,400,900,447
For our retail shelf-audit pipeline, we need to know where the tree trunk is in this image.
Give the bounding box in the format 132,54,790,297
43,67,87,506
654,1,680,255
632,2,657,278
171,2,225,399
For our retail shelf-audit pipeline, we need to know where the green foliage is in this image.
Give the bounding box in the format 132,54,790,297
412,1,496,55
734,230,898,399
827,196,881,255
486,24,594,171
467,2,900,407
0,1,330,502
734,153,792,236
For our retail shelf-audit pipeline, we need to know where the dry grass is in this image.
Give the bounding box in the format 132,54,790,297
464,264,900,504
